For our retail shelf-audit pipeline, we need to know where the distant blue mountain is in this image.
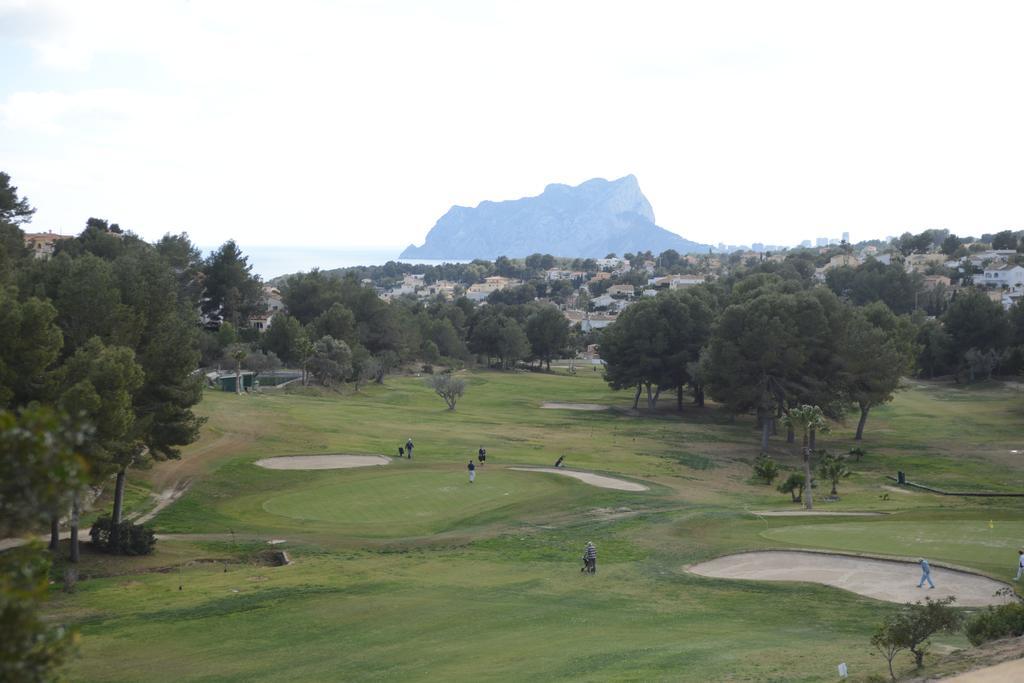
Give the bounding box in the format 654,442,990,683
400,175,709,259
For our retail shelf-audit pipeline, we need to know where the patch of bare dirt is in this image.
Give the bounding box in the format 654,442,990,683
136,479,192,525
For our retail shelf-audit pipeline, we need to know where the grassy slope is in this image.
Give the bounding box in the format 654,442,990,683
46,371,1024,682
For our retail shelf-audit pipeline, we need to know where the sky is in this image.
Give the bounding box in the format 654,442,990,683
3,0,1024,254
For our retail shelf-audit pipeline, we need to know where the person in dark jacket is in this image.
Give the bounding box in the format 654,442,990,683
467,459,476,483
478,447,486,466
405,438,413,459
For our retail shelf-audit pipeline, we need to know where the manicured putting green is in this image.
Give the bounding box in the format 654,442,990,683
260,468,572,537
762,520,1024,574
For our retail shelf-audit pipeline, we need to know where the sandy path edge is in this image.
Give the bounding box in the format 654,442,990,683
687,550,1015,607
508,467,649,491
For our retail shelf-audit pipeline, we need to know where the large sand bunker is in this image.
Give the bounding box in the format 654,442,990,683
749,510,885,517
509,467,648,491
540,402,609,411
688,551,1014,607
254,455,390,470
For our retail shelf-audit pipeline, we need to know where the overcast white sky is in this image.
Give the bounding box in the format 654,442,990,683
3,0,1024,252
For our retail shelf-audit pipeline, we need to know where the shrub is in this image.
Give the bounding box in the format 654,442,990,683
848,447,866,462
752,455,780,485
777,472,806,502
871,597,961,680
964,603,1024,646
89,515,156,555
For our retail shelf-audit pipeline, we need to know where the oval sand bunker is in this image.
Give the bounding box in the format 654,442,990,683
688,551,1014,607
540,402,609,411
509,467,648,491
255,455,390,470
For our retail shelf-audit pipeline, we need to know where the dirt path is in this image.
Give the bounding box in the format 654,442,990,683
253,454,390,470
135,479,193,525
508,467,649,491
540,402,609,411
688,551,1014,607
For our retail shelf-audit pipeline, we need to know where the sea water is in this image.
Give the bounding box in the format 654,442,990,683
200,245,468,280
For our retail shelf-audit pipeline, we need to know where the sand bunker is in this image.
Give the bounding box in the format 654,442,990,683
254,455,390,470
749,510,884,517
509,467,648,491
540,402,609,411
688,551,1014,607
947,658,1024,682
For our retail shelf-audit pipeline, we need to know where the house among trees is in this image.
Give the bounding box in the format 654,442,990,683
22,231,73,259
466,275,519,301
975,264,1024,289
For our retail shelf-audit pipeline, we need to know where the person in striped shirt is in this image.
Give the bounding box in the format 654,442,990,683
583,541,597,574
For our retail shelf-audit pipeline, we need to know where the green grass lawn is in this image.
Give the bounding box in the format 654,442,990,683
40,370,1024,682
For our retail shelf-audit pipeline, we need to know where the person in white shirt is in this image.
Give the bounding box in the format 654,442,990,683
1015,549,1024,581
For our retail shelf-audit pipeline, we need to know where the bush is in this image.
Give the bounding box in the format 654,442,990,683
848,447,866,462
752,455,780,485
871,597,961,680
777,472,806,502
964,603,1024,646
88,515,156,555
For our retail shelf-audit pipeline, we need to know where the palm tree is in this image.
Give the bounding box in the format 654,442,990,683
781,404,829,509
230,345,247,395
817,453,851,495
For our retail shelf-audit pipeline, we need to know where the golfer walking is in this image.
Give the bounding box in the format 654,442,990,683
1015,549,1024,581
918,558,935,588
467,459,476,483
405,438,414,459
583,541,597,574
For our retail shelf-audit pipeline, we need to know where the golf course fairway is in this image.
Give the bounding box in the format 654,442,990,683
35,371,1024,682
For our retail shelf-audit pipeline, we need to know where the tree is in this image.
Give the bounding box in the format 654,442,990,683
840,312,906,440
525,304,569,371
0,406,89,682
50,253,132,353
0,171,35,224
0,289,63,408
915,319,953,378
311,302,356,345
261,313,305,366
229,344,248,395
816,452,850,495
781,405,829,510
942,288,1010,376
752,455,780,485
940,234,962,256
155,232,205,307
58,338,144,561
991,230,1018,251
308,336,352,387
777,472,806,502
601,291,712,412
201,240,265,327
872,597,962,679
426,372,465,410
705,292,825,448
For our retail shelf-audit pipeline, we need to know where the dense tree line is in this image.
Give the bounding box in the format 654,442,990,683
1,173,207,563
598,256,1024,451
